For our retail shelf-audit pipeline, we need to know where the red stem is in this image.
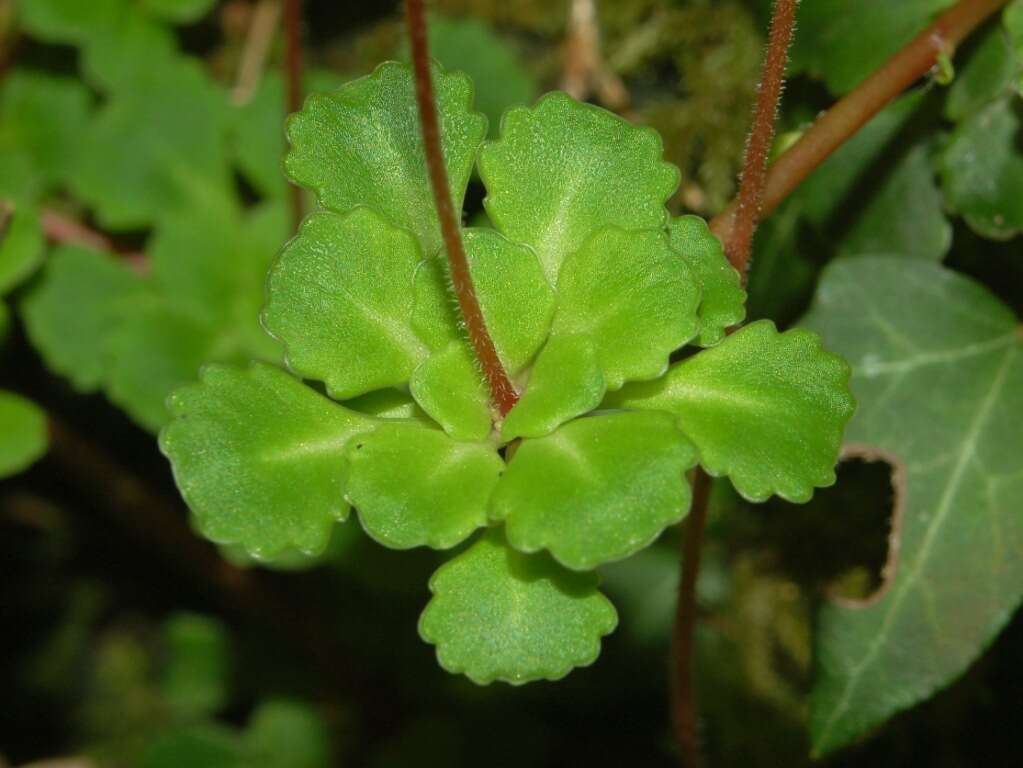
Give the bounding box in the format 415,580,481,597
283,0,304,232
671,469,711,768
404,0,519,418
711,0,1010,253
725,0,798,281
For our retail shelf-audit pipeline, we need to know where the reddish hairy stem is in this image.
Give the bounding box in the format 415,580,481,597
405,0,519,418
283,0,304,231
671,469,712,768
725,0,797,280
711,0,1010,253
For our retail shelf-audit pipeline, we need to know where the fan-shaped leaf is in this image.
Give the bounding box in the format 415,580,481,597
492,411,697,570
607,320,855,502
285,61,486,257
419,529,618,684
479,92,679,282
161,363,375,558
344,422,501,550
409,341,492,441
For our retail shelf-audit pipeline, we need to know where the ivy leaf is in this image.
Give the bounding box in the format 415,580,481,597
344,422,502,550
479,92,679,282
668,215,745,346
606,320,855,503
789,0,956,94
492,411,697,570
0,391,48,479
0,206,44,294
71,58,232,229
22,245,145,392
941,96,1023,240
552,226,700,389
418,529,618,684
160,363,375,559
411,228,555,374
264,208,429,399
501,334,604,441
285,61,486,257
409,341,492,441
160,613,228,721
801,257,1023,755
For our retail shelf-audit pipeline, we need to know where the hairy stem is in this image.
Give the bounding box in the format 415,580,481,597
672,469,712,768
283,0,304,231
726,0,797,280
405,0,519,418
711,0,1010,252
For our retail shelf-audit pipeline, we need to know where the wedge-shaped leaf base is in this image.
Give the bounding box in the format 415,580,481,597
409,341,492,441
493,411,697,570
345,422,501,550
419,529,617,684
606,320,855,503
161,363,374,558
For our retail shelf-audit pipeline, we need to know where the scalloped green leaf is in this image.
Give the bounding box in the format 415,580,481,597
0,70,93,201
479,92,679,282
801,257,1023,756
492,411,696,570
0,391,48,479
411,228,555,374
142,724,244,768
71,58,232,229
285,61,486,257
419,529,618,684
946,24,1017,121
161,363,375,558
409,341,491,441
81,10,179,94
0,301,9,339
552,226,700,389
245,700,329,768
668,215,745,346
344,422,501,550
0,206,44,294
500,334,604,441
941,96,1023,240
22,245,145,392
789,0,955,95
606,320,855,503
264,208,429,399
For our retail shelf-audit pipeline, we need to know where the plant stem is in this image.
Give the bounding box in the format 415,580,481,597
405,0,520,418
725,0,797,281
672,469,712,768
711,0,1010,254
231,0,282,105
35,207,146,270
283,0,304,232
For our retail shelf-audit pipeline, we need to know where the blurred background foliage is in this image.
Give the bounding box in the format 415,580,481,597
2,0,1022,765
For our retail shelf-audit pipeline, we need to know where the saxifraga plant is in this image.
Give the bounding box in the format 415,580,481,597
159,0,855,697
